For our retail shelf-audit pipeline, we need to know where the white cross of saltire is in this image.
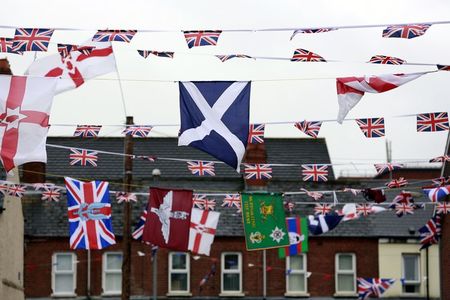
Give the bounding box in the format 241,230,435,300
291,48,326,62
69,148,98,167
122,125,153,137
41,187,61,202
92,30,137,42
294,121,322,138
215,54,253,62
73,125,102,138
137,50,174,59
243,164,273,180
368,55,405,65
355,118,385,138
187,161,216,176
183,30,222,48
314,203,333,215
382,24,431,39
357,278,395,300
248,124,265,144
417,112,449,132
386,177,408,188
436,202,450,215
12,28,54,52
429,155,450,163
418,215,441,250
301,164,328,182
374,163,403,175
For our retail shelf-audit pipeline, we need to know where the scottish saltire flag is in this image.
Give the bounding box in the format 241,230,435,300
436,202,450,215
356,118,385,138
294,121,322,138
0,38,22,54
386,177,408,188
423,185,450,202
302,164,328,182
58,44,94,58
122,125,153,137
417,112,449,132
74,125,102,138
183,31,222,48
243,164,273,180
374,163,403,175
430,155,450,163
179,81,250,171
314,203,333,215
248,124,265,143
419,215,441,250
290,28,336,39
187,161,216,176
12,28,54,52
92,30,137,42
308,214,343,235
357,278,395,300
137,50,174,59
279,217,308,258
69,148,98,167
382,24,431,39
369,55,405,65
437,64,450,71
132,207,147,240
291,48,326,62
65,177,116,249
216,54,253,62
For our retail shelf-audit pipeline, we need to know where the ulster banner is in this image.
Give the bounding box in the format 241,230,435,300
188,208,220,256
142,187,193,251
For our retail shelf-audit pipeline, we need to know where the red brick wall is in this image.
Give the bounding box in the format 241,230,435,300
25,236,378,298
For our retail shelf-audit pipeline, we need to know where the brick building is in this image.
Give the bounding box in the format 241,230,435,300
22,137,441,299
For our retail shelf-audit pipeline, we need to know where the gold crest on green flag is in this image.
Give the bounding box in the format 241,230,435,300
241,193,290,250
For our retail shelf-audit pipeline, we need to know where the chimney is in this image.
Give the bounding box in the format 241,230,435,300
243,143,269,190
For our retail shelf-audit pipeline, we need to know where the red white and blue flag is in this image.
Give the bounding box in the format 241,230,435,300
429,155,450,163
58,44,94,58
222,194,241,211
137,50,174,59
314,203,333,215
115,192,137,203
203,198,216,211
294,121,322,138
357,278,395,300
92,30,137,43
432,176,450,186
183,31,222,48
69,148,98,167
193,194,207,209
394,203,416,217
419,215,441,250
301,188,324,200
216,54,253,62
423,185,450,202
290,28,336,39
356,204,373,217
132,207,147,240
0,38,22,54
356,118,385,138
12,28,54,52
374,163,403,175
187,161,216,176
382,24,431,39
122,125,153,137
7,184,26,198
302,164,328,182
417,112,449,132
243,163,273,180
73,125,102,138
248,124,265,144
386,177,408,188
291,48,326,62
369,55,405,65
437,64,450,71
436,202,450,215
65,177,116,250
41,187,61,202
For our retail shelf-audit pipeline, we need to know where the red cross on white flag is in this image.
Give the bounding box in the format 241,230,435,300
188,208,220,256
0,76,57,172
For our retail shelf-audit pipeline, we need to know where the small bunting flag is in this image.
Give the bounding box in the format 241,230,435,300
187,161,215,176
183,30,222,48
137,50,174,58
386,177,408,188
356,118,385,138
294,121,322,138
69,148,98,167
243,164,273,180
116,192,137,203
368,55,405,65
382,24,431,39
7,184,26,198
301,164,328,182
41,187,61,202
216,54,253,62
417,112,449,132
74,125,102,138
291,48,326,62
122,125,153,137
248,124,265,144
374,163,403,175
92,30,137,42
314,203,333,215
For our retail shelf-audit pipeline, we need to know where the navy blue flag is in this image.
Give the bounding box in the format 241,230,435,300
308,214,343,235
179,81,250,171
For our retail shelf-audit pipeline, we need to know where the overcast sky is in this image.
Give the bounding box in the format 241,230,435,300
1,0,450,178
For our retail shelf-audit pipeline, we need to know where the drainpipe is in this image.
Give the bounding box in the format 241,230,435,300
426,247,430,300
87,249,91,299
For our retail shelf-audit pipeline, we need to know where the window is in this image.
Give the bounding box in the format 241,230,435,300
52,253,76,296
102,252,122,295
221,252,242,294
335,253,356,294
402,254,420,294
286,254,308,294
168,252,190,294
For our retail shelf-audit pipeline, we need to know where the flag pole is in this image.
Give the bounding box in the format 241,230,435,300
121,116,133,300
263,249,267,299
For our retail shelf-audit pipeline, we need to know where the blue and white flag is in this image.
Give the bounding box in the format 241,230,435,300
308,214,343,235
179,81,250,171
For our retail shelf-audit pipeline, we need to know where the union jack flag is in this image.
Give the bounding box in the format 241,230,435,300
429,155,450,163
368,55,405,65
57,44,94,58
417,112,449,132
290,28,336,39
183,30,222,48
115,192,137,203
122,125,153,137
382,24,431,39
69,148,98,167
374,163,403,175
187,161,216,176
314,203,333,215
222,194,241,211
356,204,373,217
423,185,450,202
294,120,322,138
386,177,408,188
432,176,450,186
74,125,102,138
7,184,26,198
300,188,324,200
437,64,450,71
418,215,441,249
356,118,385,138
12,28,54,52
193,194,207,209
389,191,414,208
394,203,415,217
132,207,147,240
41,187,61,202
215,54,253,62
65,177,116,249
33,183,55,191
137,50,174,59
0,38,22,54
243,164,273,180
301,164,328,182
203,198,216,211
132,155,156,162
0,182,9,195
291,48,326,62
248,124,265,144
92,30,137,42
436,202,450,215
357,277,395,300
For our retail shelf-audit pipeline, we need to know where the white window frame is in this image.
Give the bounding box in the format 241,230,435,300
102,252,122,296
51,252,76,297
220,252,244,296
334,253,357,296
168,252,191,295
285,254,309,296
402,253,421,295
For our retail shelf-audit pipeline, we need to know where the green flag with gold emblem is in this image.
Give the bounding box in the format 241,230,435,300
241,193,289,250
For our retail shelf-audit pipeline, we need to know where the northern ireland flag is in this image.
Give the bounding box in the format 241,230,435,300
26,42,116,94
142,187,193,251
336,72,426,123
188,208,220,256
0,76,57,172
